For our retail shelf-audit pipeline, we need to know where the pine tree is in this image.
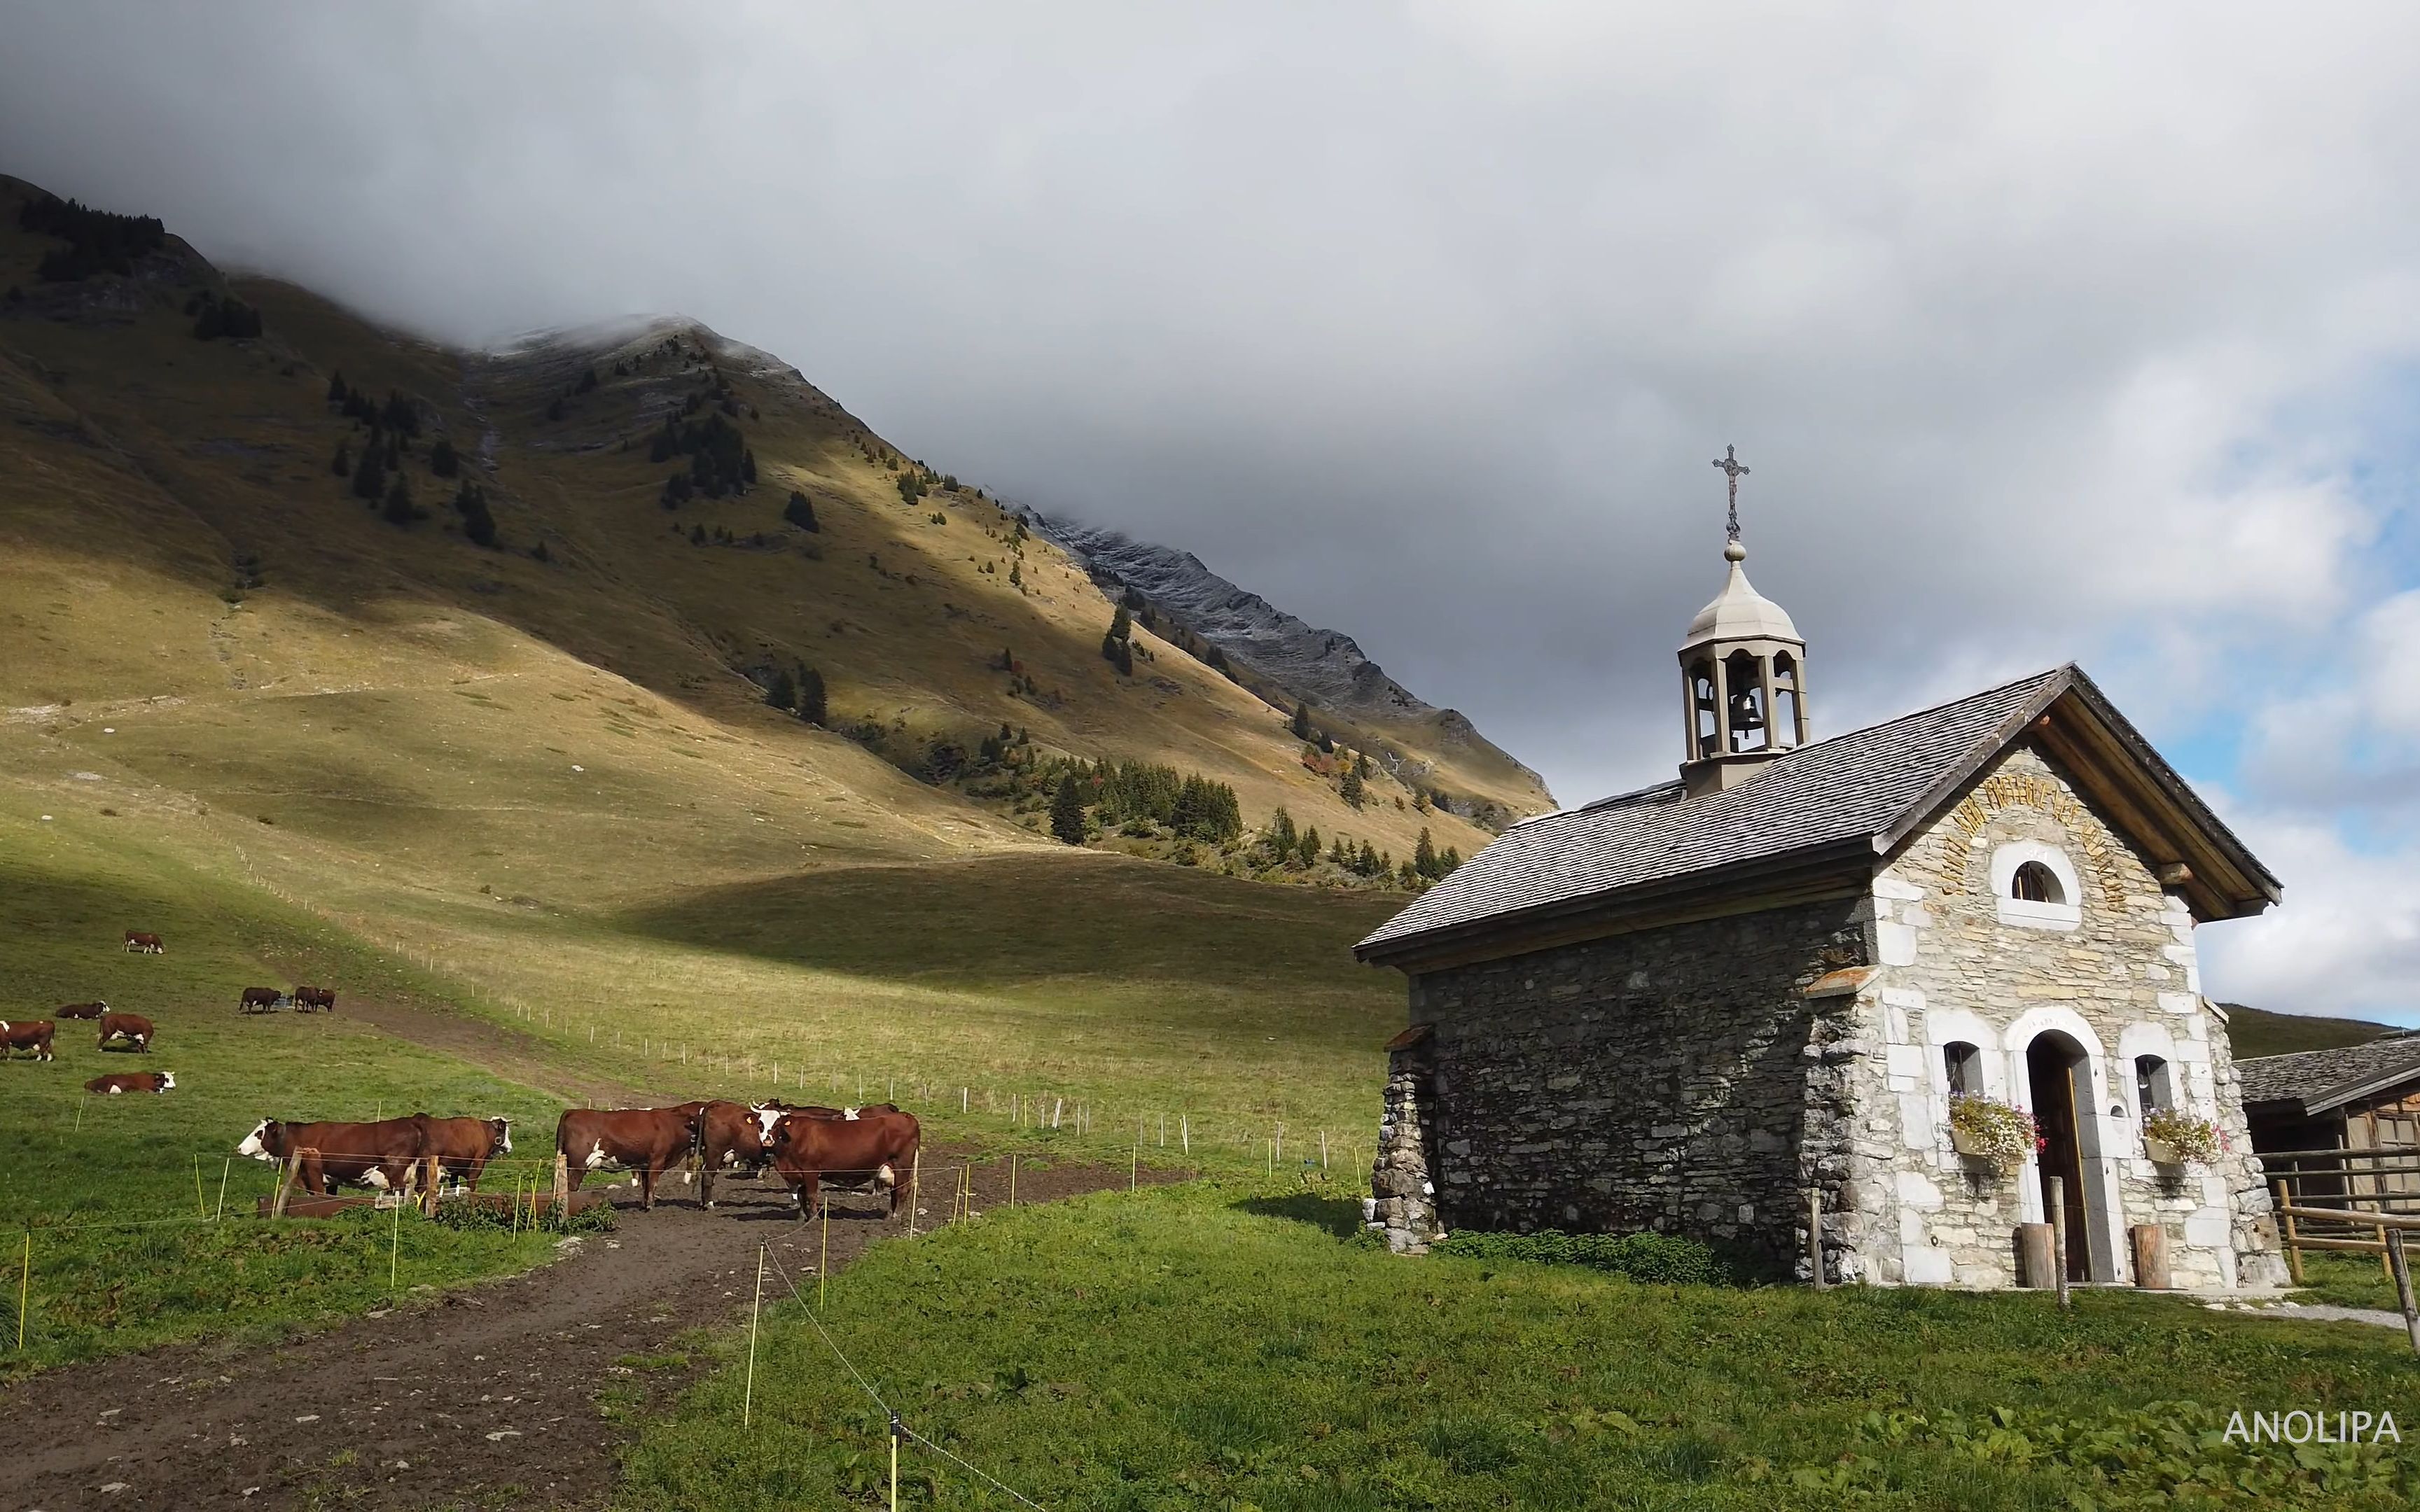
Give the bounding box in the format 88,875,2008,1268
1328,835,1348,864
1340,769,1365,808
1267,806,1298,856
767,668,798,711
1316,731,1335,755
331,439,351,476
352,442,386,502
740,449,757,485
453,482,499,547
797,666,826,725
1291,702,1312,741
326,370,348,404
429,437,459,477
1440,846,1463,875
1108,605,1132,641
1008,561,1022,589
1050,773,1087,845
382,475,416,525
785,491,819,531
1414,827,1440,880
1298,826,1321,867
1355,751,1373,778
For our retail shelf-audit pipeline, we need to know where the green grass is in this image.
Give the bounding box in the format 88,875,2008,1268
620,1181,2420,1511
0,808,570,1378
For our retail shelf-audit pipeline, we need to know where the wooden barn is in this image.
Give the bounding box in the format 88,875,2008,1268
2239,1039,2420,1158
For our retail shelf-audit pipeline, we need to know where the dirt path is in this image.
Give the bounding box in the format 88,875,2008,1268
336,993,653,1110
0,1156,1141,1511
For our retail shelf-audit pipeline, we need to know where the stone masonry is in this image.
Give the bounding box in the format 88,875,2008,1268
1389,898,1873,1278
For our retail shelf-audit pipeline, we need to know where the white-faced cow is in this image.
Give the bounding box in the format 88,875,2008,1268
96,1012,155,1052
0,1020,57,1062
123,931,163,954
556,1103,706,1209
55,1000,107,1021
416,1114,512,1192
763,1106,921,1219
236,1116,422,1196
693,1100,887,1208
87,1071,175,1095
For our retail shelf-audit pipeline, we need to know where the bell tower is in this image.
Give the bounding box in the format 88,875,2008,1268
1679,447,1808,797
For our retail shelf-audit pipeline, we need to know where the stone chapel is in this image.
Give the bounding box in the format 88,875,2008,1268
1357,474,2288,1290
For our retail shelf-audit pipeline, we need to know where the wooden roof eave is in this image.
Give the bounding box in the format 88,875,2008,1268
1872,666,2279,923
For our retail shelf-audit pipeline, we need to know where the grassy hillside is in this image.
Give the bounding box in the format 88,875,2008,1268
2223,1003,2401,1060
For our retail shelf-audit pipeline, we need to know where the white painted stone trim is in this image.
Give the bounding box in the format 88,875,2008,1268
1989,840,2083,930
2003,1005,2130,1284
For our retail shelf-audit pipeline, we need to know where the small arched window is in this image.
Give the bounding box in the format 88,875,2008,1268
2011,861,2064,905
1944,1041,1982,1097
2134,1055,2174,1114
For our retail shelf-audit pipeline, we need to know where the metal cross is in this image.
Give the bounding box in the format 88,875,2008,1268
1712,445,1750,542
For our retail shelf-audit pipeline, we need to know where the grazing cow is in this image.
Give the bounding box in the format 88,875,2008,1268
0,1020,57,1062
55,1000,107,1021
764,1107,921,1219
87,1071,176,1095
239,986,282,1013
236,1116,423,1196
416,1114,513,1191
556,1103,707,1209
96,1013,155,1052
123,931,163,954
293,986,337,1012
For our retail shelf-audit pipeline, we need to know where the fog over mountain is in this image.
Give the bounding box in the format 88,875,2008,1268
5,3,2419,1018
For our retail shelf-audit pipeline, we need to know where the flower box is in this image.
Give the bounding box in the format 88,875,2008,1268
1946,1095,2038,1170
2143,1137,2185,1166
2142,1108,2220,1166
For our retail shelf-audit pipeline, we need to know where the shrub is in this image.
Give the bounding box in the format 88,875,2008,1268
382,475,422,526
190,293,263,340
796,666,827,726
452,482,498,547
1431,1229,1730,1284
784,491,819,531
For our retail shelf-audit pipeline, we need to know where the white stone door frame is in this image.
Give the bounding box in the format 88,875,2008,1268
2005,1006,2131,1285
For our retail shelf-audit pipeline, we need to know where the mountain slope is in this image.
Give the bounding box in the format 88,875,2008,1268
0,174,1502,895
1031,516,1555,830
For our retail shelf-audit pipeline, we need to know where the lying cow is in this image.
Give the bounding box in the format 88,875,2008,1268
293,986,336,1012
97,1012,155,1052
237,1116,424,1196
416,1114,512,1191
557,1103,707,1209
55,1000,108,1021
238,986,281,1013
764,1106,921,1219
124,931,164,954
0,1019,56,1061
88,1071,176,1095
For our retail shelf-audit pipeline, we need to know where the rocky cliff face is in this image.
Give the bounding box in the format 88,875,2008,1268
1029,512,1555,822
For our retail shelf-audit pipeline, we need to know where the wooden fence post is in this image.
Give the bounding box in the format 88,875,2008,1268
421,1156,442,1217
2387,1228,2420,1358
552,1152,570,1219
2049,1175,2072,1310
2274,1178,2304,1284
272,1149,307,1218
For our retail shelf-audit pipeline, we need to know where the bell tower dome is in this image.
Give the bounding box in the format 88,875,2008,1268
1679,447,1808,797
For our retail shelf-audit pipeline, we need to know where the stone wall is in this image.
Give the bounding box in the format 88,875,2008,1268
1404,897,1871,1275
1853,741,2284,1289
1370,1035,1442,1253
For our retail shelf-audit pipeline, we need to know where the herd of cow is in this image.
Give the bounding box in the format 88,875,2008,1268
237,1098,923,1220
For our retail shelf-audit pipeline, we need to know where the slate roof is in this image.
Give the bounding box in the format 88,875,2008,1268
1359,667,2071,957
2237,1039,2420,1115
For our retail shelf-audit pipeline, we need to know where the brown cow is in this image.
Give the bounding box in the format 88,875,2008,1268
123,931,163,954
293,986,337,1012
690,1101,894,1208
87,1071,176,1094
239,987,281,1013
236,1116,422,1196
557,1103,706,1209
97,1013,155,1052
764,1107,921,1219
416,1114,513,1191
55,1000,108,1020
0,1020,57,1062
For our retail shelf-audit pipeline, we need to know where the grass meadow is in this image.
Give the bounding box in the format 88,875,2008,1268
0,804,573,1378
623,1180,2420,1511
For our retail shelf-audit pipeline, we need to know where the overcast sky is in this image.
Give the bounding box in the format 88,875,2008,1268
6,4,2418,1020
